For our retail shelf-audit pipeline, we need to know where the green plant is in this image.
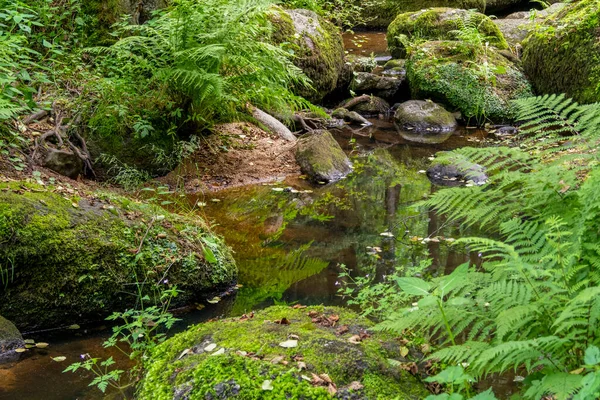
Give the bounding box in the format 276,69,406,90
280,0,383,29
64,216,183,395
363,95,600,398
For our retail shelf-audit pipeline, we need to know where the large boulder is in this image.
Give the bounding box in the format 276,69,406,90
136,305,429,399
0,316,23,361
270,8,346,103
522,0,600,104
494,3,567,46
406,41,532,122
41,148,84,179
363,0,486,29
387,8,508,59
296,130,352,183
394,100,457,132
0,181,237,329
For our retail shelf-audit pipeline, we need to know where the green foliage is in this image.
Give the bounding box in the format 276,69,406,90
360,95,600,398
280,0,383,29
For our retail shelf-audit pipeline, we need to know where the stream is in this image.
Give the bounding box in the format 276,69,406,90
1,33,513,400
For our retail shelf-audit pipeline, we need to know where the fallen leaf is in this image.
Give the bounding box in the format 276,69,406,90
274,317,290,325
211,348,225,356
270,356,285,364
35,342,49,349
178,349,192,359
400,346,409,357
279,340,298,348
298,361,307,371
262,380,274,391
51,356,66,362
348,335,361,344
15,348,26,353
24,339,35,344
292,304,306,309
335,325,349,335
67,324,80,330
348,381,364,391
288,334,299,340
311,373,324,385
320,374,333,384
327,384,337,395
207,296,221,304
204,343,217,352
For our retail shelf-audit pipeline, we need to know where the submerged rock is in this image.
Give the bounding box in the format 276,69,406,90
394,100,457,133
0,316,23,362
387,8,507,59
0,182,237,329
406,41,532,122
427,160,488,186
136,305,429,399
296,130,352,183
270,8,346,103
523,0,600,104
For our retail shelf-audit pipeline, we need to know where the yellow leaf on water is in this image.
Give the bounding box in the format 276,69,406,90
51,356,66,362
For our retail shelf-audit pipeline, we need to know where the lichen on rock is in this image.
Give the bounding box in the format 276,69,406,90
136,305,429,399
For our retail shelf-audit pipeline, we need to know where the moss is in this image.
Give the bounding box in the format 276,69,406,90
387,8,508,59
406,40,532,122
269,8,346,103
295,130,352,183
0,181,236,329
522,0,600,104
137,305,428,399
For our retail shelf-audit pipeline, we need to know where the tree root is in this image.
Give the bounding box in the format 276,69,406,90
31,103,96,178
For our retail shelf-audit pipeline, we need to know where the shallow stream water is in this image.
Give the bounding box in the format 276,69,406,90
1,33,516,399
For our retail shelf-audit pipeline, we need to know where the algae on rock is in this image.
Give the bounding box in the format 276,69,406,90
137,305,428,399
522,0,600,104
0,182,237,329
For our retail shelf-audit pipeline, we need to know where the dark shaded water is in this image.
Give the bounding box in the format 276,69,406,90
0,121,500,399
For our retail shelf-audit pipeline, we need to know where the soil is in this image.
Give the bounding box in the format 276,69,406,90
160,122,301,192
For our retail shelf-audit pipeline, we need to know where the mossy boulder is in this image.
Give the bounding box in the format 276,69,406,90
136,305,429,399
394,100,457,132
0,316,23,360
270,8,346,103
406,41,533,122
522,0,600,104
387,8,508,59
494,3,567,46
296,130,353,183
0,181,236,329
349,72,407,101
363,0,486,29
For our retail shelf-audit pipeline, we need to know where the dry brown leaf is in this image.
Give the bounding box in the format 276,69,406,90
348,381,364,391
348,335,361,344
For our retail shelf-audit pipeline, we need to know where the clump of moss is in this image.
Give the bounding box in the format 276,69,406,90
0,181,236,329
363,0,486,29
522,0,600,104
269,8,346,103
406,40,532,122
387,8,508,58
137,305,428,399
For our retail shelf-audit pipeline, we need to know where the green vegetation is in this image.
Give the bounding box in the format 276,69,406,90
137,305,428,399
343,94,600,399
0,179,236,329
523,0,600,104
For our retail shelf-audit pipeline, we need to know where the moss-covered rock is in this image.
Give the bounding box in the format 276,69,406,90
406,40,532,122
270,8,346,103
363,0,486,29
0,181,236,329
394,100,457,132
296,130,353,183
494,3,567,46
0,315,23,360
522,0,600,104
137,305,428,399
387,8,508,59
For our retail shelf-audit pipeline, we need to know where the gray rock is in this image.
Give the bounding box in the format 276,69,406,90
41,148,83,179
427,161,488,187
494,3,567,46
394,100,457,133
349,72,406,101
296,130,352,183
0,315,23,361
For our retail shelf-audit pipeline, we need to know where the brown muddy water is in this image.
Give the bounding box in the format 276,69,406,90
0,120,519,399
